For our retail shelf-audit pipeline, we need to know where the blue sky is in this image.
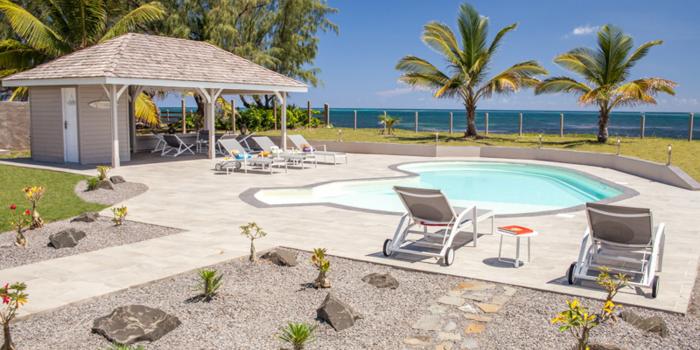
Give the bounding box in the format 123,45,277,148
160,0,700,112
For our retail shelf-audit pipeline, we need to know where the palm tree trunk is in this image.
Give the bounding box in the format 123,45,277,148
597,107,610,143
465,104,478,137
2,322,15,350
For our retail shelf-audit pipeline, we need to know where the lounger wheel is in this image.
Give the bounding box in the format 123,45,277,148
567,262,577,285
443,247,455,266
382,239,393,257
651,276,660,298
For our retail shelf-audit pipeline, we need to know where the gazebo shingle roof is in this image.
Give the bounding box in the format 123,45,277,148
3,33,306,89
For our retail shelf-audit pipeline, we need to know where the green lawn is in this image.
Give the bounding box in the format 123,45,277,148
0,164,106,232
261,128,700,181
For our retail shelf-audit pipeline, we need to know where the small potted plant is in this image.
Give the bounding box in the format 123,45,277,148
7,205,31,248
22,186,45,229
195,269,223,302
1,281,28,350
311,248,331,289
240,222,267,263
278,322,316,350
111,206,127,226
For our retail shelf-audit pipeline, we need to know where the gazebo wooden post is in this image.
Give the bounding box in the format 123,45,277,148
181,96,187,134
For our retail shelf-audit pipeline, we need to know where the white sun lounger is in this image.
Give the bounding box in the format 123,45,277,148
382,186,495,266
216,138,287,174
567,202,665,298
287,134,347,165
252,136,316,169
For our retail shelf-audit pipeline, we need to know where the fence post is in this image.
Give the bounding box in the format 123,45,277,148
640,113,646,139
518,112,523,136
485,112,489,135
560,112,564,137
353,110,357,130
307,100,311,127
273,99,277,130
231,98,236,134
324,103,330,125
181,97,187,134
689,112,695,141
415,111,419,132
449,112,454,134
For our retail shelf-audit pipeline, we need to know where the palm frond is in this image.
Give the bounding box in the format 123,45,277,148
611,78,677,108
487,23,517,56
421,22,461,64
0,0,68,56
101,1,165,41
457,2,488,69
535,76,591,95
623,40,662,69
0,39,47,71
66,0,106,48
135,93,159,126
396,55,451,90
478,60,547,98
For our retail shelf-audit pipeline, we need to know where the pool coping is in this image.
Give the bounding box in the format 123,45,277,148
239,159,639,218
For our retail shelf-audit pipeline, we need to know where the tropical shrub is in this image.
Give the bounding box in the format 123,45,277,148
311,248,330,289
96,166,110,181
87,177,101,191
240,222,267,263
1,281,28,350
196,269,223,302
278,322,317,350
551,268,629,350
378,115,400,135
7,204,30,248
236,106,321,133
536,25,676,142
22,186,45,229
111,206,128,226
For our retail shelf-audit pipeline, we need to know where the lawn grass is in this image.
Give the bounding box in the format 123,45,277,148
0,164,106,232
261,128,700,181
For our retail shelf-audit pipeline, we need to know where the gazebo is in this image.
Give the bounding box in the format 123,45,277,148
1,33,307,167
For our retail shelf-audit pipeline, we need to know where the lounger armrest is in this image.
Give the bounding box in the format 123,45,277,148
651,223,666,271
575,229,591,269
455,206,477,226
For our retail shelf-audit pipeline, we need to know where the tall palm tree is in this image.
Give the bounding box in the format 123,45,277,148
396,3,547,137
0,0,165,125
535,25,677,143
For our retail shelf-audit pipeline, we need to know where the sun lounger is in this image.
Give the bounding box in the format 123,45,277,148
567,202,665,298
287,134,347,165
252,136,316,169
151,133,167,154
216,138,286,174
382,186,495,266
161,134,195,157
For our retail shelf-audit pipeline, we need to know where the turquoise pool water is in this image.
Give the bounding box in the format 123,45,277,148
254,162,624,215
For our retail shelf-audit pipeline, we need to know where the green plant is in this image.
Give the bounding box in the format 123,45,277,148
96,166,111,181
536,25,676,143
1,281,28,350
7,204,30,248
240,222,267,263
111,206,127,226
551,268,629,350
278,322,317,350
22,186,45,229
311,248,330,289
378,115,400,135
396,3,546,137
87,177,101,191
196,269,223,302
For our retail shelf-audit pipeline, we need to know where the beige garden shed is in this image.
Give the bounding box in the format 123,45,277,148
1,33,307,167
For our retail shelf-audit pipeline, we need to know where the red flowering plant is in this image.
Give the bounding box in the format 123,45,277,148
1,282,28,350
7,205,31,248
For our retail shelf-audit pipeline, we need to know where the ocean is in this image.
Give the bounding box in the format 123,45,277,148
158,107,700,139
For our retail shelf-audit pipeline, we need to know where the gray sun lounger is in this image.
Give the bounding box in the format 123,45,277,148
382,186,495,266
161,134,195,157
287,134,347,165
216,138,286,174
567,202,666,298
252,136,316,169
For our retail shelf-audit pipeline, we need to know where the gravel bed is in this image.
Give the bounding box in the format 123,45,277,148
7,250,462,350
75,180,148,205
689,262,700,317
0,217,183,269
478,286,700,349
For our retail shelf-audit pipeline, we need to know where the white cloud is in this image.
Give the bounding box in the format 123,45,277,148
572,25,599,36
375,87,415,97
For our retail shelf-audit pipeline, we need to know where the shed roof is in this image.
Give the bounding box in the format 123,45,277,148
2,33,307,93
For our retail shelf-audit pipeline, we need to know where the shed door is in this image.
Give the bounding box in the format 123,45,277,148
61,88,79,162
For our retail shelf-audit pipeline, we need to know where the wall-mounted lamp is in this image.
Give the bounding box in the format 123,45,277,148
88,100,110,109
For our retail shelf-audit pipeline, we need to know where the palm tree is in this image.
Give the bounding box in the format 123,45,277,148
0,0,165,125
535,25,677,143
396,3,547,137
378,114,400,135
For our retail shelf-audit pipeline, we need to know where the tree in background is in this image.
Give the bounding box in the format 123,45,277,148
0,0,165,124
396,3,546,137
536,25,677,143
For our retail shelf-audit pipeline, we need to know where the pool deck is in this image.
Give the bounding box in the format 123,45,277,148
1,153,699,316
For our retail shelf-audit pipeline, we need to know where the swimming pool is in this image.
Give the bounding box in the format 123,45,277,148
253,161,627,215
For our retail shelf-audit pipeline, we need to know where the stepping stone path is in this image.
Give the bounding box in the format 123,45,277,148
407,280,516,349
